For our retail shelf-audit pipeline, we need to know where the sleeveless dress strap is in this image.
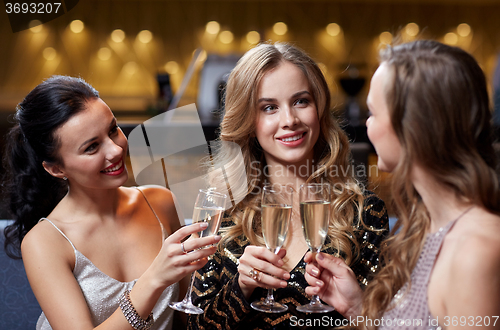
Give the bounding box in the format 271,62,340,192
421,206,474,285
135,187,167,240
38,218,77,252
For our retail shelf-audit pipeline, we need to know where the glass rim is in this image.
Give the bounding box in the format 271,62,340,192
299,183,330,188
262,183,294,193
199,188,228,198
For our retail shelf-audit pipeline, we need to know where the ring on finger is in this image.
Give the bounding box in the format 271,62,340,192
181,242,187,254
249,268,260,281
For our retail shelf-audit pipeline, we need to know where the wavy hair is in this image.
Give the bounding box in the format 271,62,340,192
209,42,367,265
362,40,500,323
2,75,99,259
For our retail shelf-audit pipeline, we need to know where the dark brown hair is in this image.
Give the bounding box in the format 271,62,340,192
3,75,99,258
363,40,499,323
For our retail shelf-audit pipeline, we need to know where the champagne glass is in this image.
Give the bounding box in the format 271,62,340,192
296,183,335,313
169,189,227,314
251,184,293,313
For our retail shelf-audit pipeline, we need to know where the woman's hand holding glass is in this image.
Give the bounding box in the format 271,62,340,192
237,246,290,300
237,184,293,312
297,183,335,313
153,222,221,289
304,252,363,318
169,189,227,314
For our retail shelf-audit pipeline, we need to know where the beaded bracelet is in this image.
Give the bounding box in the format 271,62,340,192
119,290,155,330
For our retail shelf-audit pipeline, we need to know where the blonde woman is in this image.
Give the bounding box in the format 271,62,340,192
304,40,500,329
187,42,389,329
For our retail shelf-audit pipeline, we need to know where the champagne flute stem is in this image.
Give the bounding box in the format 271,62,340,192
182,272,196,305
309,247,322,305
264,288,275,305
309,294,323,306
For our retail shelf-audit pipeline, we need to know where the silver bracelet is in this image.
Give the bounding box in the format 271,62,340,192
119,290,154,330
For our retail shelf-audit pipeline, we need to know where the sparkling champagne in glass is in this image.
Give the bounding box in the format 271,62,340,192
169,189,227,314
296,183,335,313
251,184,292,313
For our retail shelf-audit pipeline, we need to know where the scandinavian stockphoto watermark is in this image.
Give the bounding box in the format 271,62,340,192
289,315,499,328
249,159,379,180
246,159,379,195
290,315,425,327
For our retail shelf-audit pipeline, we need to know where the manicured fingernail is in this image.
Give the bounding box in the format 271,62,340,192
199,222,208,228
281,281,287,288
317,253,324,260
213,235,221,241
316,280,323,286
277,259,284,267
311,268,319,276
283,272,290,280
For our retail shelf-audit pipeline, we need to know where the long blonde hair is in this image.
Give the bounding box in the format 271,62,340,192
209,42,368,266
363,40,500,323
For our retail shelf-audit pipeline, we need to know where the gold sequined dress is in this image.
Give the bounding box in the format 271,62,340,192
188,194,389,330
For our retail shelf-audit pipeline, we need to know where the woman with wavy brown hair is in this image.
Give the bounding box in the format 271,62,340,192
187,42,389,329
304,40,500,329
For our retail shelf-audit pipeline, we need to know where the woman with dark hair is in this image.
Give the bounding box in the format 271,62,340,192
187,42,389,329
304,40,500,329
2,75,220,330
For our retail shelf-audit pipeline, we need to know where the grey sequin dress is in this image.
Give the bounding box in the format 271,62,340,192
35,190,179,330
379,211,470,330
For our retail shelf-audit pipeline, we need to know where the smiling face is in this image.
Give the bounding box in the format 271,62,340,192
366,62,402,172
50,98,129,190
255,61,320,169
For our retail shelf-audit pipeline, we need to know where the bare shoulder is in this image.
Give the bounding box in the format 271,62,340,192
135,185,175,208
22,220,74,261
445,209,500,313
136,184,172,197
452,209,500,266
21,220,75,282
134,185,182,233
21,220,96,328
